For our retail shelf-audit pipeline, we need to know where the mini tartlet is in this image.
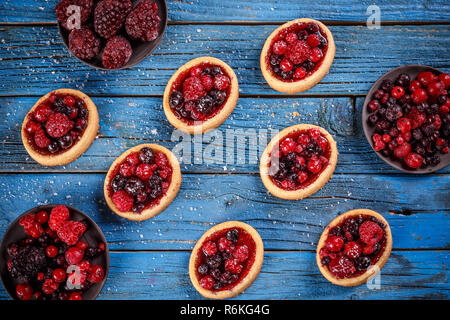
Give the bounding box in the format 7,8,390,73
316,209,393,287
163,56,239,134
260,18,335,94
21,89,99,166
260,124,338,200
189,221,264,299
104,143,181,221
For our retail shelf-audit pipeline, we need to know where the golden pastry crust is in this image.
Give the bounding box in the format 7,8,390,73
104,144,181,222
21,89,99,166
259,124,338,200
316,209,393,287
260,18,336,94
189,221,264,299
163,56,239,134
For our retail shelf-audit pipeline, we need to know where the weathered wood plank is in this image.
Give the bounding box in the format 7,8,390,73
1,251,447,300
0,25,448,96
1,0,449,23
1,96,449,174
0,173,448,250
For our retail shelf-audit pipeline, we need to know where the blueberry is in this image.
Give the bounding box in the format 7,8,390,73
48,141,60,153
58,134,73,149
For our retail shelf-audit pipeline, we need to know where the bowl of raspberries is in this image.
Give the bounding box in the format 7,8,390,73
55,0,167,70
363,65,450,173
0,204,109,300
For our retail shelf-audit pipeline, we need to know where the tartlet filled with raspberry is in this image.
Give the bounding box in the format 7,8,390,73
104,143,181,221
364,66,450,173
260,124,338,200
56,0,166,69
189,221,264,299
21,89,99,166
260,18,335,94
0,204,109,300
316,209,392,287
163,56,239,134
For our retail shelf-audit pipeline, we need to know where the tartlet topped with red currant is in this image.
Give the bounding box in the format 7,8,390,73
316,209,392,287
260,124,338,200
104,143,181,221
163,56,239,134
21,89,99,166
364,66,450,173
260,18,335,94
189,221,264,299
0,204,108,300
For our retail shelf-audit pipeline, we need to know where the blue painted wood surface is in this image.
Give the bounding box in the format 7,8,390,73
0,0,448,300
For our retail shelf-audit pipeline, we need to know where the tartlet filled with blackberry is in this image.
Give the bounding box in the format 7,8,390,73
316,209,392,287
260,18,335,94
104,143,181,221
189,221,264,299
260,124,338,200
21,89,99,166
163,56,239,134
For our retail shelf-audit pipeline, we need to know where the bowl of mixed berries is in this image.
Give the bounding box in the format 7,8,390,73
0,204,109,300
55,0,167,69
363,65,450,173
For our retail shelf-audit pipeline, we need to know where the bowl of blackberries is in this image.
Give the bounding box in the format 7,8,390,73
55,0,167,70
0,204,109,300
363,65,450,173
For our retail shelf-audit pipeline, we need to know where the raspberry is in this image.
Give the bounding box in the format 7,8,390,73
183,76,206,101
45,113,74,138
112,190,134,212
136,163,154,180
213,74,230,91
325,235,344,252
34,128,50,149
33,104,53,122
199,275,214,289
286,40,311,64
125,0,161,42
329,256,356,279
102,36,132,69
126,152,140,166
272,40,287,55
19,214,36,229
87,265,105,283
233,245,249,262
200,75,213,91
68,27,101,60
307,33,320,47
119,163,136,177
49,205,70,230
42,279,58,295
94,0,132,39
344,241,361,259
224,258,243,274
55,0,93,30
56,220,86,245
218,237,232,252
65,247,84,265
202,241,218,256
359,221,383,245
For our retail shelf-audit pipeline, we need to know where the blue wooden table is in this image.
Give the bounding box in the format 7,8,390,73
0,0,449,300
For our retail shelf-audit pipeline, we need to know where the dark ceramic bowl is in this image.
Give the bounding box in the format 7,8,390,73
57,0,168,70
0,204,109,300
362,64,450,174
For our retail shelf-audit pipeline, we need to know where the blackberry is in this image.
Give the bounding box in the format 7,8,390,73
226,229,239,243
197,264,209,275
125,0,161,42
270,54,282,66
6,243,19,256
355,256,371,270
102,36,132,69
206,254,222,269
139,147,155,164
124,177,145,197
55,0,94,30
148,183,163,199
68,27,101,60
297,30,308,40
197,95,214,114
169,91,184,110
132,203,145,214
9,246,46,281
94,0,132,39
395,73,410,87
321,256,331,266
111,175,126,192
209,90,226,107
